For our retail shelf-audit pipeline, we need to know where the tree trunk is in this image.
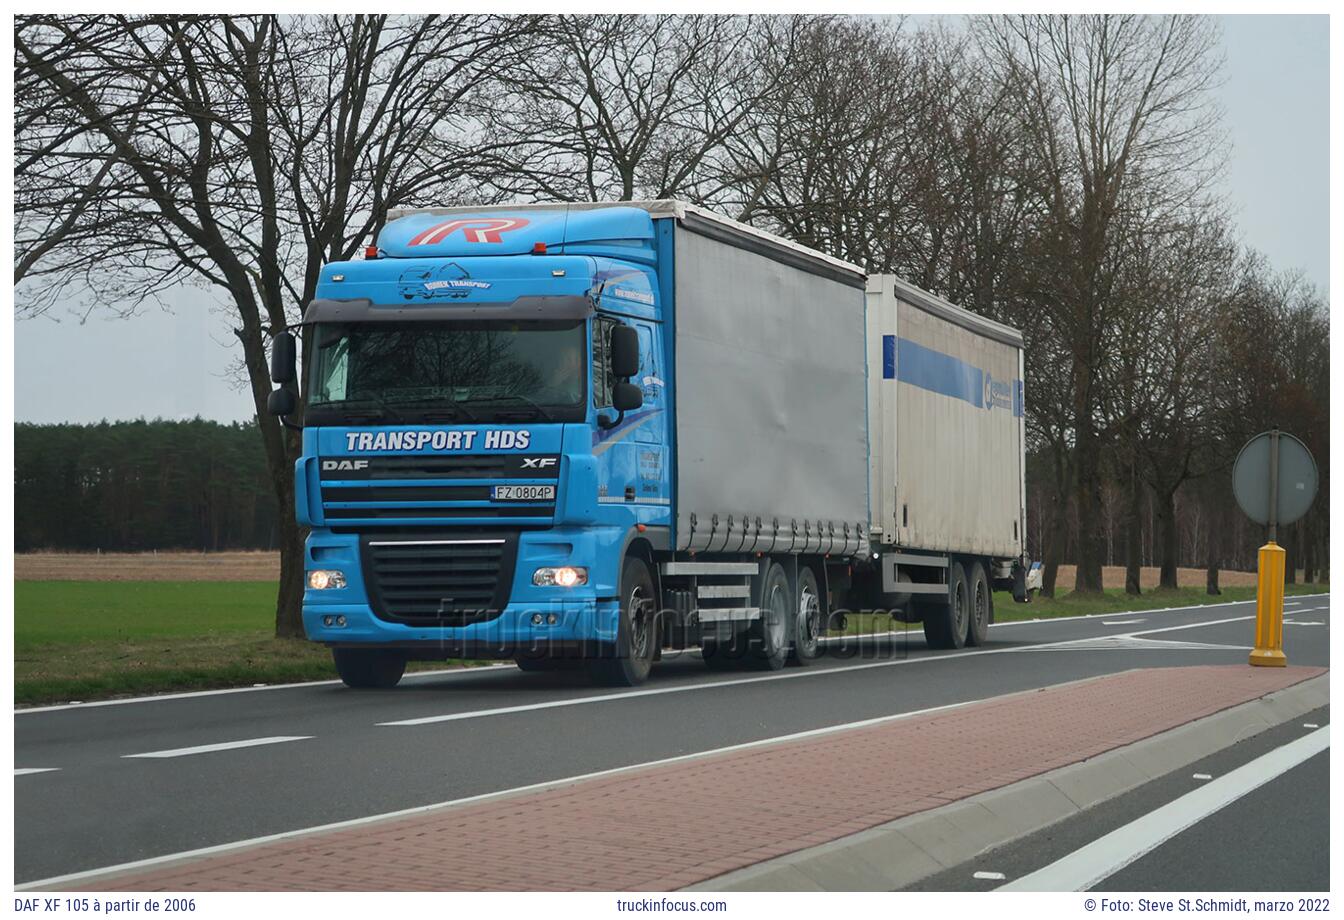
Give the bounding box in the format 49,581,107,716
1156,488,1179,590
1122,459,1142,595
1072,422,1105,593
236,321,305,639
1041,447,1070,599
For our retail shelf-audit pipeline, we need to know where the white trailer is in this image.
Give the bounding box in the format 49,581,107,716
860,274,1030,648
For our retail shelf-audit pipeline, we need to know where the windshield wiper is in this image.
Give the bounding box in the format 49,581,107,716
314,397,407,423
458,394,558,422
378,397,480,422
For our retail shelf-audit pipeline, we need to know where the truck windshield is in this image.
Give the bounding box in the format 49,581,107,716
305,320,586,424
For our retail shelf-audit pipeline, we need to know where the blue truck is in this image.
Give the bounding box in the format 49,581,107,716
266,201,1035,689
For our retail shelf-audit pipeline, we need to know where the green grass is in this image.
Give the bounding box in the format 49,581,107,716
14,580,487,706
15,578,1330,705
833,582,1330,635
994,582,1329,623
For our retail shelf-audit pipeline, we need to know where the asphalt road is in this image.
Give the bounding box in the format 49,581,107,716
910,703,1330,892
14,592,1331,885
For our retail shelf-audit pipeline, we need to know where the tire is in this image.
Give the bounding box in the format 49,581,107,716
788,566,823,665
332,648,406,689
967,561,991,647
921,562,970,650
749,562,790,670
587,556,658,686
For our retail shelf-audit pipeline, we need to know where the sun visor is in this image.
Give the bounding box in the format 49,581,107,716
376,206,654,258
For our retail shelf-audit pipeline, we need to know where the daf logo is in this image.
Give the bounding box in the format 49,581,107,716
521,457,558,469
322,459,370,471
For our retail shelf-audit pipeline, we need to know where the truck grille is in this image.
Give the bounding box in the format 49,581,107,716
320,454,559,525
360,535,518,626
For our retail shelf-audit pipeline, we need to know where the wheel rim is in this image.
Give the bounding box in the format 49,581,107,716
798,584,820,653
973,579,989,632
763,580,787,652
628,582,653,660
953,580,967,635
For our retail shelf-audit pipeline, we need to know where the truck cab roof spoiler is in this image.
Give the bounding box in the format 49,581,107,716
301,294,594,324
386,199,868,289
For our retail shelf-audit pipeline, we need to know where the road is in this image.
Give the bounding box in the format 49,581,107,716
14,593,1331,886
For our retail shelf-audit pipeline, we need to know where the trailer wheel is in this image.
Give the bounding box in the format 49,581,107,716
788,566,823,665
332,648,406,689
749,563,790,670
967,562,991,646
588,556,658,686
921,562,970,651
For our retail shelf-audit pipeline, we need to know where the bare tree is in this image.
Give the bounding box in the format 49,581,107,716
977,14,1226,593
15,14,532,635
480,14,780,203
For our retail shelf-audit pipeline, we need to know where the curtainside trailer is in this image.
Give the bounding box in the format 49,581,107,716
265,200,1034,688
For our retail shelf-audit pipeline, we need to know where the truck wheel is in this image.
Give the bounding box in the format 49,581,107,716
788,566,822,665
588,556,657,686
332,648,406,689
921,562,970,651
967,562,991,647
749,563,790,670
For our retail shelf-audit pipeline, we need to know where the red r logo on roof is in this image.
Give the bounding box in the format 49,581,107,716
408,217,531,246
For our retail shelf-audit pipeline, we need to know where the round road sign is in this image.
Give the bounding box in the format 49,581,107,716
1232,430,1318,527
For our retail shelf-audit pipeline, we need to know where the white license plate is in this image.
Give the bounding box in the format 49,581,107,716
492,485,555,501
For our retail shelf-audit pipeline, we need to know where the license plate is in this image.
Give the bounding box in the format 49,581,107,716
492,485,555,501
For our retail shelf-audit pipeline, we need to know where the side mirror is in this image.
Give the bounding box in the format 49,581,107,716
270,331,297,385
610,324,640,379
612,381,643,412
267,387,297,417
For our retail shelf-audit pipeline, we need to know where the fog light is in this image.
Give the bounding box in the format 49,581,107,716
531,613,544,625
547,613,558,625
322,615,334,627
532,566,588,587
336,616,347,627
308,570,346,590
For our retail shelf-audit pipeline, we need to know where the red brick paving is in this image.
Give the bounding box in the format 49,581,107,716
74,665,1323,891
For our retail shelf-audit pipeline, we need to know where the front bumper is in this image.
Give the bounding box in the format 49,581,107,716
303,598,620,657
301,524,625,656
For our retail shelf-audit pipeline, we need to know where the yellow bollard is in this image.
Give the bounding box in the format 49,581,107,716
1249,541,1287,667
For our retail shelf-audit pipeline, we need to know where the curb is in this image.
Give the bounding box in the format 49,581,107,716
685,671,1330,892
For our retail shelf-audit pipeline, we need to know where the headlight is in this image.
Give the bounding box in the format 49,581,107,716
532,566,588,587
307,569,347,590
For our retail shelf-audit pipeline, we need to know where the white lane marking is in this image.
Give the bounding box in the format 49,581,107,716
123,736,312,759
1000,727,1329,891
1192,773,1212,780
1012,636,1248,653
973,871,1007,881
1304,723,1320,729
1131,615,1255,636
376,630,1135,726
18,691,1004,891
1101,619,1147,625
15,664,515,715
15,768,60,776
16,596,1327,716
381,612,1275,727
1285,620,1325,626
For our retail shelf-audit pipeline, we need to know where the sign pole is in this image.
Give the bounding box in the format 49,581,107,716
1250,429,1287,667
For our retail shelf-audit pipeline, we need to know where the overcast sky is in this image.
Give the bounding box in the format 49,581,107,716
13,14,1331,425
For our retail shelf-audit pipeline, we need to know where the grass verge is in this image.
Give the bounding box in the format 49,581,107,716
14,580,487,706
15,578,1329,705
994,582,1329,622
